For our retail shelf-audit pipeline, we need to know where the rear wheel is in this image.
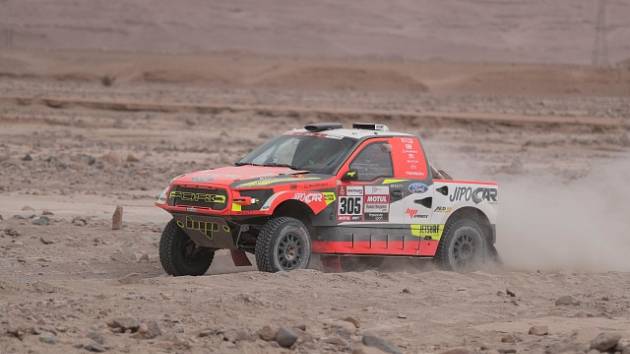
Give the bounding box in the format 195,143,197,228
255,217,311,272
434,218,487,272
159,219,215,276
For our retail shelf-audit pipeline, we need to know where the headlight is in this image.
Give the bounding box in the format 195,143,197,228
157,186,169,204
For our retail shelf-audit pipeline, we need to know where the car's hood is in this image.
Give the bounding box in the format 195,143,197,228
171,165,315,188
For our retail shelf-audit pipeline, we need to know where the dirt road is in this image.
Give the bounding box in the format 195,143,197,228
1,52,630,353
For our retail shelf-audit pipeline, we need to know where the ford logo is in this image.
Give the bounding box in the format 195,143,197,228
408,182,428,194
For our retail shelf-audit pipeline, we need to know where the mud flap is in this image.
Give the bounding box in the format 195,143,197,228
230,250,252,267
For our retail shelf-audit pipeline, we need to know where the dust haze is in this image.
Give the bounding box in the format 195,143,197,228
499,157,630,272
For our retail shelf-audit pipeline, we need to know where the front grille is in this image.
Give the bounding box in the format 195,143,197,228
168,186,228,211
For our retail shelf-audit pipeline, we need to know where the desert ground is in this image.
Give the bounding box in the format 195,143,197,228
2,1,630,353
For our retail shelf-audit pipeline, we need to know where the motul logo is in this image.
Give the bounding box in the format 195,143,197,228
366,195,388,203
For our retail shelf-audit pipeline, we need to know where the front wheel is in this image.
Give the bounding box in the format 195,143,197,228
159,219,215,276
255,217,312,272
434,218,487,272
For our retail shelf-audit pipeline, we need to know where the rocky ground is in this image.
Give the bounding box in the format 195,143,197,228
0,52,630,353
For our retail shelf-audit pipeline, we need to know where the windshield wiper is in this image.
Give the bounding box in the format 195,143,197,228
234,162,264,167
263,162,304,170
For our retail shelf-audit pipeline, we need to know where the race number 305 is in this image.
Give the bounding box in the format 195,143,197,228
338,196,363,215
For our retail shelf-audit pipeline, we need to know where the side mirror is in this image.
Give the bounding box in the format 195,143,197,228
341,169,358,181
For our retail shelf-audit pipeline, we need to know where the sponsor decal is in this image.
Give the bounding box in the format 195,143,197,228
169,191,226,204
449,187,498,204
365,212,388,221
176,216,230,240
434,206,453,213
365,195,388,203
364,203,389,213
322,192,336,205
410,224,444,240
365,185,389,195
408,182,428,194
346,186,364,196
294,192,323,203
338,196,363,216
405,208,428,219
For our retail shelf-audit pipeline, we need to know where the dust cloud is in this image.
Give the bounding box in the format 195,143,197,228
498,156,630,272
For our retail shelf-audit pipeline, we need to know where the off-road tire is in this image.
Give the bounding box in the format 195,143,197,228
434,217,487,272
255,217,311,272
159,219,215,276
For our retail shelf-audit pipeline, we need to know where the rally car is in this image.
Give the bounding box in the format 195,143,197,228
156,122,498,275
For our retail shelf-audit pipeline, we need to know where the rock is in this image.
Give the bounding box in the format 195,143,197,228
32,216,50,225
396,314,407,319
126,154,140,163
257,325,277,341
590,332,622,352
497,349,516,354
112,206,123,230
506,289,516,297
107,317,140,333
84,341,107,352
275,327,298,348
101,152,122,165
4,228,20,237
39,333,58,344
22,154,33,161
362,334,402,354
401,288,411,294
40,236,54,245
72,217,88,226
528,325,549,336
222,328,253,343
42,210,54,216
323,336,348,347
501,334,521,343
555,295,580,306
137,253,150,263
134,321,161,339
87,331,105,345
441,349,473,354
616,338,630,352
342,316,360,329
0,214,3,222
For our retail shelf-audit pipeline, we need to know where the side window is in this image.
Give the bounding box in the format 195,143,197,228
349,142,393,181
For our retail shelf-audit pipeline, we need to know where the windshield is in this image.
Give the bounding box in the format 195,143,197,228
236,134,357,174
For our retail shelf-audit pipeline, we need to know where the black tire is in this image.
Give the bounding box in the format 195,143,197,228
255,217,311,273
340,256,385,271
159,219,215,276
434,218,488,272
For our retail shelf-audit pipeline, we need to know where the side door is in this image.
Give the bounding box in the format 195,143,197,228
337,138,394,225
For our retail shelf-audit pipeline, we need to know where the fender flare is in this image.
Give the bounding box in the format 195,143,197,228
262,190,336,215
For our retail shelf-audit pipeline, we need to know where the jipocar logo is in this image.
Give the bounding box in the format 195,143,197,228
449,187,497,204
408,182,428,194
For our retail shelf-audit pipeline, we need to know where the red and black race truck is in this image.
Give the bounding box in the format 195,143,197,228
156,123,498,275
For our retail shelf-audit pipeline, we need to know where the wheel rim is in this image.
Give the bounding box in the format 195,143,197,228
277,232,304,270
452,231,479,268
